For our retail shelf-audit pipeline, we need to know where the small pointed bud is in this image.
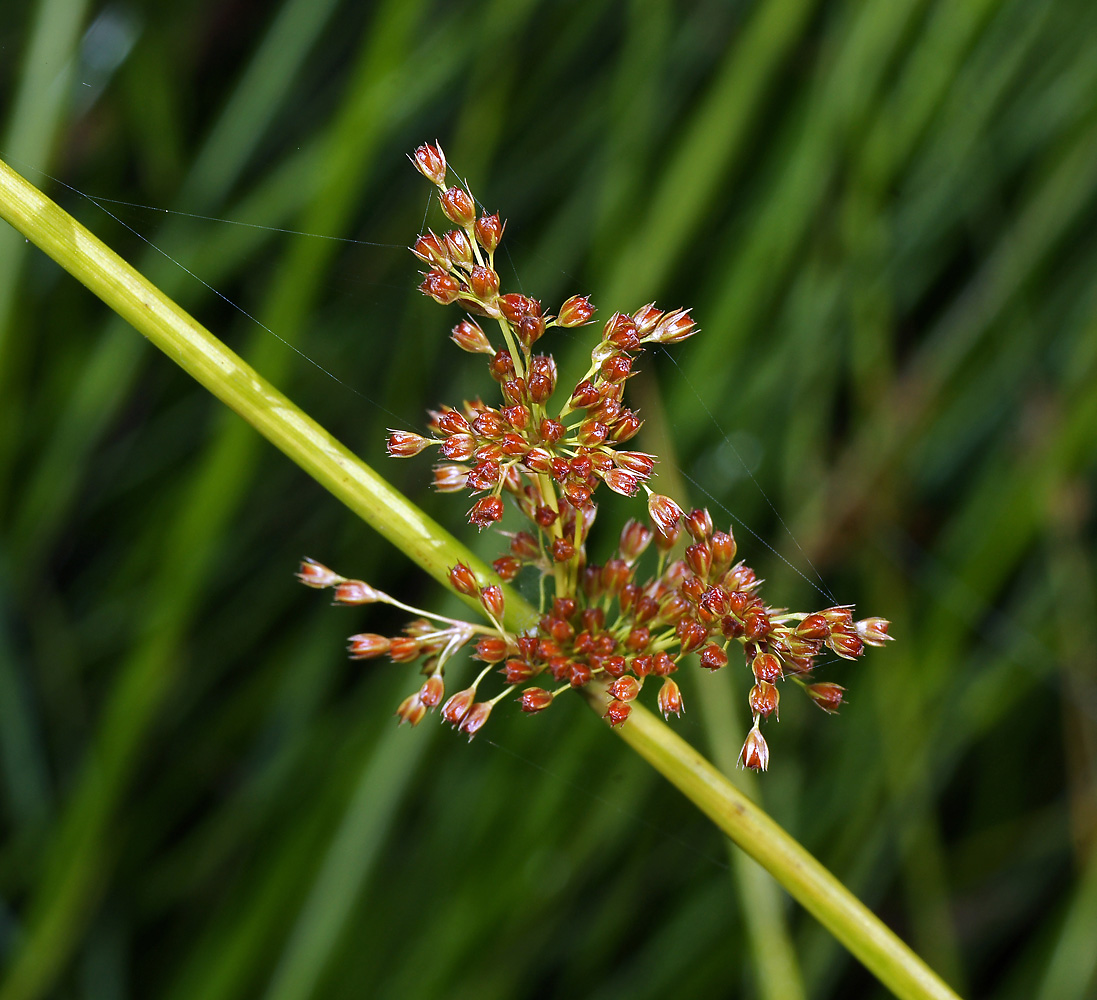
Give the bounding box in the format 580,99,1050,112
685,542,713,579
475,636,509,662
738,724,769,771
658,678,683,718
469,265,500,299
684,509,713,541
498,293,539,323
396,693,427,726
806,682,846,714
752,652,783,682
433,463,469,492
599,353,633,382
420,270,461,305
577,420,608,446
522,447,553,474
386,430,431,458
647,307,696,344
333,579,385,605
411,231,449,266
699,642,729,671
388,637,421,662
459,701,492,739
441,688,475,726
492,555,521,581
632,303,664,333
539,418,565,444
619,520,653,563
419,675,445,708
489,349,516,382
469,496,505,530
558,294,595,327
411,142,447,186
480,584,505,618
602,469,641,496
604,699,632,727
551,538,575,562
503,659,535,683
347,633,391,659
615,451,656,478
608,409,643,443
296,557,343,588
647,494,684,537
448,563,480,596
516,314,545,349
440,434,475,461
710,531,736,570
569,380,601,409
820,606,855,627
856,617,893,645
743,609,771,641
474,213,505,252
451,318,493,354
442,229,474,265
795,613,830,639
569,662,592,687
466,460,501,492
828,629,865,659
609,675,642,702
440,186,476,226
749,681,780,718
520,687,554,713
603,312,640,350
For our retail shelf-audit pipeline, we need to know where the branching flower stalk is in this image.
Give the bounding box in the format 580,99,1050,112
299,142,893,766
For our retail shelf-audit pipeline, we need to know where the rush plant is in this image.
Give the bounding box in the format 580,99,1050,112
298,142,892,770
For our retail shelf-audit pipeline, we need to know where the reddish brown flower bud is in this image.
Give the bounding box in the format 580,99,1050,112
820,606,855,627
510,531,539,561
568,662,592,687
625,626,651,651
738,724,769,771
448,562,480,596
609,409,643,443
521,448,552,474
710,531,736,570
396,692,427,726
743,610,771,640
527,356,557,403
563,482,592,507
578,419,608,446
475,636,509,662
441,688,475,725
433,463,469,492
604,699,632,727
615,452,656,478
676,620,709,654
609,675,642,702
411,141,447,186
388,637,421,662
469,496,504,530
632,302,663,333
419,675,445,708
599,353,632,382
451,318,493,354
749,681,779,718
501,405,528,430
501,377,526,406
540,418,565,444
440,186,475,226
469,265,500,299
647,307,696,344
458,701,492,739
685,542,713,579
658,678,683,718
601,468,640,496
520,687,553,713
794,615,829,642
534,505,558,527
334,579,385,605
700,586,729,616
698,642,728,671
551,538,575,562
603,312,640,350
653,651,676,676
489,349,515,381
466,460,501,492
420,270,461,304
480,584,505,619
440,434,475,461
856,617,892,645
806,681,845,714
569,380,601,409
474,213,505,252
346,633,391,659
516,314,546,349
443,228,474,265
685,508,713,541
558,294,595,327
498,293,538,322
752,652,783,683
492,555,521,581
829,629,864,659
647,494,684,536
618,520,653,563
296,557,343,588
412,231,449,266
386,429,431,458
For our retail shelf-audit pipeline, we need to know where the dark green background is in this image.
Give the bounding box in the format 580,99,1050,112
1,0,1095,997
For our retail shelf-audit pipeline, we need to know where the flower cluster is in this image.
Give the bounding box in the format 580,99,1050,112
298,142,892,770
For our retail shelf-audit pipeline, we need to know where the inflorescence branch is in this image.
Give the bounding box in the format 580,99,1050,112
298,141,892,769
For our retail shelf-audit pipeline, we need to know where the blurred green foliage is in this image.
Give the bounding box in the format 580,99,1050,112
1,0,1096,998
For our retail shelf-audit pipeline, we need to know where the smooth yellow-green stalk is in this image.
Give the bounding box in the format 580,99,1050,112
0,157,962,1000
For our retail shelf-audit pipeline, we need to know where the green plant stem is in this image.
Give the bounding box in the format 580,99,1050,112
0,157,962,1000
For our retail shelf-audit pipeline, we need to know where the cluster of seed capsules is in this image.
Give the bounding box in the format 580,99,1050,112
297,142,892,770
